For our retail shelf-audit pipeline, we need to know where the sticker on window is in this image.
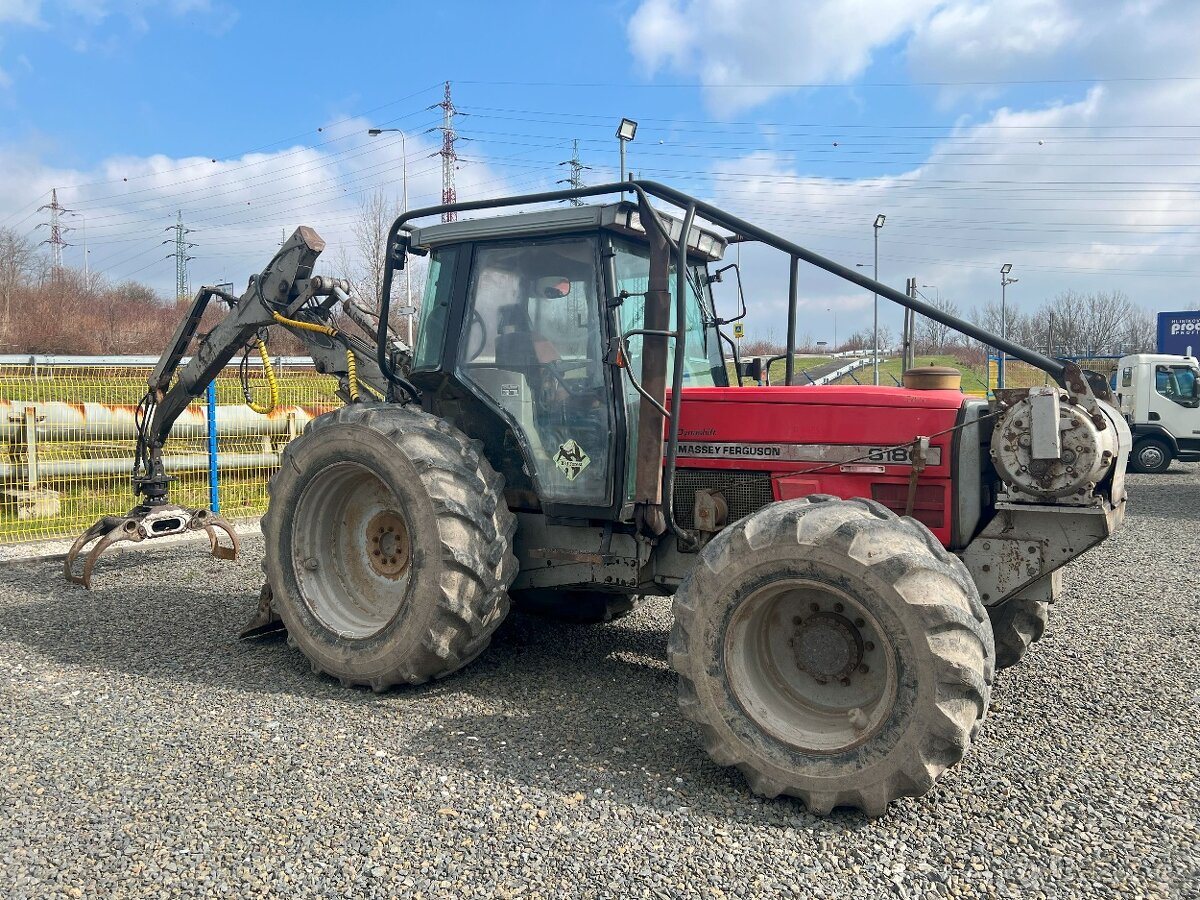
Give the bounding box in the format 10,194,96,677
500,383,520,398
553,439,591,481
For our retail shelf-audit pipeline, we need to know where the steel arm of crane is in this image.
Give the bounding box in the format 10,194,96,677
135,226,388,502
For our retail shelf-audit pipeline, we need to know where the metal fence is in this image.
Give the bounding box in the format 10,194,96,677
0,356,339,544
986,354,1122,392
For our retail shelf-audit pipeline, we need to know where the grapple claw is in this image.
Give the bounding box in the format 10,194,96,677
189,509,241,562
65,515,141,588
63,504,239,590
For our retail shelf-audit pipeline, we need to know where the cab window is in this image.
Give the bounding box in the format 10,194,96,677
457,237,613,507
413,247,457,370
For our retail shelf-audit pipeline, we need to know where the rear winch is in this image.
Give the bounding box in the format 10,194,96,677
990,386,1120,500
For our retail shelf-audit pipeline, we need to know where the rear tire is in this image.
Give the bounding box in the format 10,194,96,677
262,403,517,689
1130,438,1171,474
669,496,994,816
987,597,1048,670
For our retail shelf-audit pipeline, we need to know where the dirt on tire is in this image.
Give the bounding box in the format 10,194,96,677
262,403,517,690
668,495,995,817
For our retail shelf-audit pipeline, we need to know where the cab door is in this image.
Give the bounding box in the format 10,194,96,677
454,235,618,509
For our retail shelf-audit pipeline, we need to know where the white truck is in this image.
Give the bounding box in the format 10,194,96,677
1112,353,1200,472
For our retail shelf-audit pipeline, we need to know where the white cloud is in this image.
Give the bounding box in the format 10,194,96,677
699,77,1200,346
0,117,518,298
909,0,1083,78
628,0,942,115
622,0,1200,349
0,0,41,26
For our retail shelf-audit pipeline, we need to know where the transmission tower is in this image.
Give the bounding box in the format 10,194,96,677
37,188,72,272
437,80,459,222
163,211,196,301
557,139,590,205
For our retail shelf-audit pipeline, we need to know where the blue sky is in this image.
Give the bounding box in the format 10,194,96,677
2,0,1199,347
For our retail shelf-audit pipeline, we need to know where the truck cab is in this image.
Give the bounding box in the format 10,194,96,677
1113,353,1200,472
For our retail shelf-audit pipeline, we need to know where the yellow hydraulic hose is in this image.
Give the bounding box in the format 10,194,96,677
345,349,359,402
246,340,280,415
269,310,361,403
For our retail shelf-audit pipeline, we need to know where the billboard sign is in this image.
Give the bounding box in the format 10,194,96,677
1157,310,1200,356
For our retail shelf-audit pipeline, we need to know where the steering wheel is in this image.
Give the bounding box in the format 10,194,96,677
544,358,602,400
465,309,487,361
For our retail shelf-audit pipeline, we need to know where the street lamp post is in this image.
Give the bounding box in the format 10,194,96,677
999,263,1018,389
616,118,638,183
367,128,413,345
827,306,837,352
873,214,886,384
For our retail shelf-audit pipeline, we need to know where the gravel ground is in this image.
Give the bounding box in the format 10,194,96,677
1,467,1198,899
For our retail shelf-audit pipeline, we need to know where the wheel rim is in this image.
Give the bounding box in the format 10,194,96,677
724,577,898,754
1138,445,1165,470
292,461,413,639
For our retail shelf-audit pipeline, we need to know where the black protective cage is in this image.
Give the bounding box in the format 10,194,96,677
378,180,1068,543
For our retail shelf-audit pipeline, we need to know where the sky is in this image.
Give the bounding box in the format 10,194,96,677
2,0,1200,348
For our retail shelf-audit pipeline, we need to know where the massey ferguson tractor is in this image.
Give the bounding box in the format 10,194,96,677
65,181,1130,815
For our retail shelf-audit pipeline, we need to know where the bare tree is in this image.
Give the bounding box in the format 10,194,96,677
337,188,398,308
916,295,961,353
0,228,37,349
1034,290,1150,357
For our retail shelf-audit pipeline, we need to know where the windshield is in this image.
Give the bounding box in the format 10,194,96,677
1156,364,1199,406
611,237,726,387
611,237,726,503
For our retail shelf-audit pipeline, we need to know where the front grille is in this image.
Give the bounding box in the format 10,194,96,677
672,467,775,528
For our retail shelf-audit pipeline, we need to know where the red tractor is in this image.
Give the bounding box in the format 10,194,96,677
67,182,1129,815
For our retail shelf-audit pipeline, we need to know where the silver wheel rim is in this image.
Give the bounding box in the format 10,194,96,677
725,578,898,754
293,461,412,639
1139,445,1165,469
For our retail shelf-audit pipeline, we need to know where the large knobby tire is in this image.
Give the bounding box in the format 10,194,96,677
987,597,1048,670
669,496,995,817
1129,438,1171,474
511,589,643,624
262,403,517,690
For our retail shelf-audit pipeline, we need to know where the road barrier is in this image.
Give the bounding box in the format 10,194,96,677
0,356,339,543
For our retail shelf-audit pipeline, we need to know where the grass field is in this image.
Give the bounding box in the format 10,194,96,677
828,354,992,393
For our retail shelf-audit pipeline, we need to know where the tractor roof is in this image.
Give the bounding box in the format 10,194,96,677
407,201,728,262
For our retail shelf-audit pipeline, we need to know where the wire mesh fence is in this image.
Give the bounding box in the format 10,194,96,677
986,355,1122,392
0,357,339,544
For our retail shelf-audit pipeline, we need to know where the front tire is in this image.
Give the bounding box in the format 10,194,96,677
668,496,994,816
1130,438,1171,474
262,403,517,689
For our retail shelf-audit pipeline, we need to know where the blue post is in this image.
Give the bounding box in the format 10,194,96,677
206,381,219,513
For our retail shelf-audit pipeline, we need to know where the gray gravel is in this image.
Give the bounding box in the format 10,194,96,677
2,467,1198,899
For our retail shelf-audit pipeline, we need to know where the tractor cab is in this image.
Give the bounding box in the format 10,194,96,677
404,203,729,520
